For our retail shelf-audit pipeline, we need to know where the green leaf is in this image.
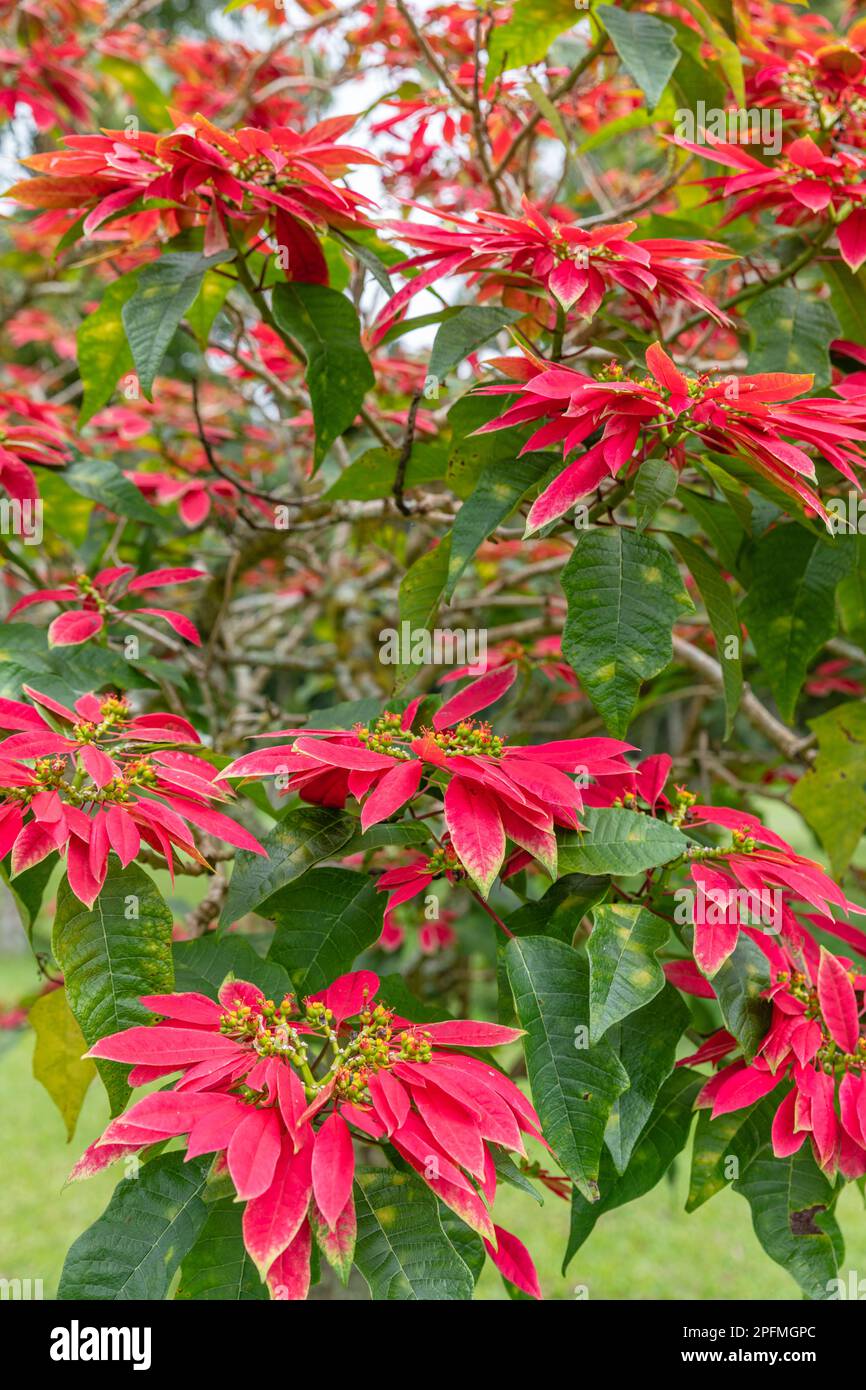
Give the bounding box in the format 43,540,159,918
597,6,681,110
733,1135,843,1301
673,0,744,104
446,452,555,598
740,525,854,723
745,286,839,388
325,442,446,500
672,533,743,736
60,453,161,524
52,863,174,1115
487,0,582,80
507,871,609,942
634,456,678,532
271,282,374,466
122,250,234,398
564,1069,701,1268
331,227,396,295
558,806,689,878
710,930,772,1062
0,851,56,937
352,1167,476,1299
446,392,525,495
687,1097,774,1213
394,534,451,691
30,985,95,1142
186,269,232,348
679,486,747,576
267,867,384,996
77,273,139,426
220,806,357,928
586,902,669,1043
342,820,432,855
824,262,866,342
98,56,169,128
604,984,689,1174
561,527,694,736
790,701,866,878
172,934,291,1002
58,1153,211,1300
176,1198,268,1300
505,936,630,1202
428,306,522,384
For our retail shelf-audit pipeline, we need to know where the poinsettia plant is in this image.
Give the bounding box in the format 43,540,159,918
2,0,866,1305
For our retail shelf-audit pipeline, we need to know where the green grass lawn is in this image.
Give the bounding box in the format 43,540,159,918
2,949,865,1301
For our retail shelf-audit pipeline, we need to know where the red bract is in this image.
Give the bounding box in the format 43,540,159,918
375,197,732,342
6,114,377,280
676,133,866,271
6,565,207,647
126,470,239,528
0,395,68,503
0,688,265,905
696,939,866,1180
477,342,866,530
73,971,543,1299
218,692,634,896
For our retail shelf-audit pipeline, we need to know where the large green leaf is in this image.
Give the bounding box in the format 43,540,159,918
446,452,555,598
428,306,522,384
176,1197,268,1300
824,262,866,341
487,0,582,79
0,851,56,937
352,1168,476,1299
558,806,688,878
52,863,174,1115
394,535,451,691
267,867,384,996
790,701,866,879
740,525,854,723
561,527,694,736
58,1153,211,1300
60,453,161,524
586,902,669,1043
565,1069,701,1268
604,985,689,1174
122,250,234,397
634,456,678,532
710,929,772,1062
324,443,446,501
172,933,291,1002
77,273,139,425
507,872,609,942
745,287,839,388
687,1095,775,1213
271,282,374,466
673,533,743,737
597,6,681,110
733,1135,843,1300
30,985,95,1142
505,936,629,1202
220,806,357,928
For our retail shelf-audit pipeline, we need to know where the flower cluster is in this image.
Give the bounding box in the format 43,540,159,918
476,342,866,530
376,198,732,342
6,114,377,279
0,394,68,504
74,971,543,1300
6,565,206,647
0,688,264,904
678,134,866,272
695,938,866,1180
219,686,633,897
